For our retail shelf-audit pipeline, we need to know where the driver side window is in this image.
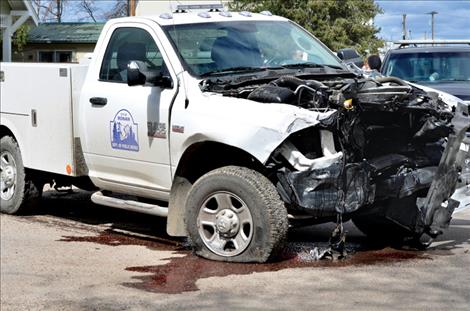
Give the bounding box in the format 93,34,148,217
99,27,163,83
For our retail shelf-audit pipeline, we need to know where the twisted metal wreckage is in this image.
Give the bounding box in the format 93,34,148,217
202,71,470,256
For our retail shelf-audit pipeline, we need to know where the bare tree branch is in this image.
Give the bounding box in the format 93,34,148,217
33,0,128,23
105,0,129,19
79,0,97,22
33,0,49,22
32,0,67,23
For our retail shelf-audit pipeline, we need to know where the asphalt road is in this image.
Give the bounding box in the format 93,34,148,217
1,189,469,310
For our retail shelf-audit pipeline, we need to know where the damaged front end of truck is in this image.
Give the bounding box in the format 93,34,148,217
202,73,470,243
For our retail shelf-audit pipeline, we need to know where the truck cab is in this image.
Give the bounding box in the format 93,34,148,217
79,18,180,199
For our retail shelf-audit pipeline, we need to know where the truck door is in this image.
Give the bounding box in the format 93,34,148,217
80,25,177,197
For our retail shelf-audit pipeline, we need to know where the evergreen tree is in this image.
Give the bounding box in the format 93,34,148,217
231,0,384,55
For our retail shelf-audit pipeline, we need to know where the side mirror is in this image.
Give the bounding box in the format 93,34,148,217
127,61,173,89
336,48,364,68
336,50,345,60
127,61,147,86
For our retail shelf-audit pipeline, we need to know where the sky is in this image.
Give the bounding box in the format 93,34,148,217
59,0,470,42
374,0,470,41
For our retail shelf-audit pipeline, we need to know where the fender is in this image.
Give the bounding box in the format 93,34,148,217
0,117,30,167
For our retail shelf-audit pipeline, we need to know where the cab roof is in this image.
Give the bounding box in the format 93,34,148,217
112,11,288,26
389,45,470,54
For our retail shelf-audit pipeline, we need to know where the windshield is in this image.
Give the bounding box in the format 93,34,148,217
164,21,343,76
383,51,470,82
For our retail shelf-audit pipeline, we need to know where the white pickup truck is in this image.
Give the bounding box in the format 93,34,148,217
1,9,469,262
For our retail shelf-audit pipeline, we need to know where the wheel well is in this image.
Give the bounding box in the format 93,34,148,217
168,142,271,237
0,125,16,140
175,141,267,183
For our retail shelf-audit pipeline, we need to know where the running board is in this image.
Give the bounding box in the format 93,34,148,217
91,191,168,217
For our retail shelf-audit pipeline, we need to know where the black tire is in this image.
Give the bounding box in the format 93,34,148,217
352,216,408,241
0,136,42,214
185,166,288,262
352,195,434,249
353,215,433,249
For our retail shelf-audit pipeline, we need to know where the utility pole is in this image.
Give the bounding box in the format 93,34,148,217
129,0,136,16
427,11,438,44
402,14,407,40
56,0,62,23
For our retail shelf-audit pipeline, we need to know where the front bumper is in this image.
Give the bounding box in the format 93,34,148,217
416,102,470,236
277,102,470,237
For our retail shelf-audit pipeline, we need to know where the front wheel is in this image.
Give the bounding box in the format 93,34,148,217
185,166,288,262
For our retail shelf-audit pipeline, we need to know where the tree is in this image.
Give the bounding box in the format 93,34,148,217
33,0,109,23
32,0,129,23
230,0,384,55
33,0,67,23
105,0,129,20
12,25,30,52
0,24,29,56
78,0,99,22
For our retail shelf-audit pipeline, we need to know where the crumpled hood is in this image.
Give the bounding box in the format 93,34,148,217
178,88,337,164
204,92,335,130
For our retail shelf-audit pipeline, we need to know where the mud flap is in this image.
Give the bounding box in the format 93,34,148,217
418,102,470,237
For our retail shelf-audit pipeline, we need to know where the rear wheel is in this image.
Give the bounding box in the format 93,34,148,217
185,166,288,262
0,136,42,214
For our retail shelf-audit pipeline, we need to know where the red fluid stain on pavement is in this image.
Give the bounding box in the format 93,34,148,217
60,230,181,251
60,230,431,295
122,248,429,294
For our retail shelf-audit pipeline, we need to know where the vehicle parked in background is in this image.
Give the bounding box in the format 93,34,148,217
381,40,470,102
381,40,470,206
336,48,364,68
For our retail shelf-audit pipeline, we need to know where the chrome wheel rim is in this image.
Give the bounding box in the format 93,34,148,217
197,191,253,257
0,151,17,201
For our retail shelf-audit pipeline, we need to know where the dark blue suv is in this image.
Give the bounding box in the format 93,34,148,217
382,41,470,205
381,42,470,102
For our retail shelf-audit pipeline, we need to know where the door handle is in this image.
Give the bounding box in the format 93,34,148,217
90,97,107,106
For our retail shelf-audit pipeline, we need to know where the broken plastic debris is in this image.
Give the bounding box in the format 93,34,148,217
309,247,333,260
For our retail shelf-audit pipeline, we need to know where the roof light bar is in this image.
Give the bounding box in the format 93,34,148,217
239,11,252,17
260,11,272,16
219,11,232,17
176,4,224,11
159,13,173,19
198,12,211,18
